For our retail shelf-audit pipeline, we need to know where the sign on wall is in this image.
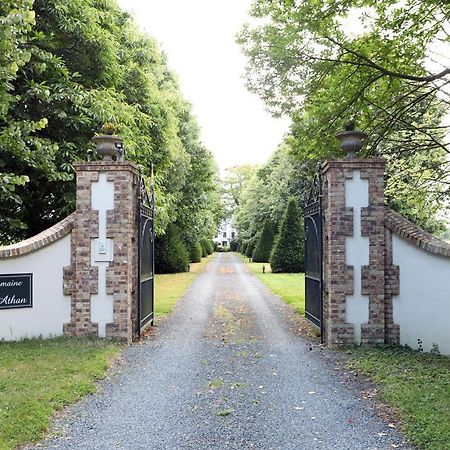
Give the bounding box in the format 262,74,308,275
0,274,33,309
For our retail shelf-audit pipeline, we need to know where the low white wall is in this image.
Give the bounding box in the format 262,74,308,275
393,234,450,355
0,234,71,340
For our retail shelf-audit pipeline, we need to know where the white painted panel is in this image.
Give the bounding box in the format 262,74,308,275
393,235,450,355
90,261,113,338
90,172,114,336
345,170,370,344
0,235,71,340
91,172,114,263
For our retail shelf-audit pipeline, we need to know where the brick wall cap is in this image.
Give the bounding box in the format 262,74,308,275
321,158,386,174
385,208,450,258
74,160,139,174
0,212,76,259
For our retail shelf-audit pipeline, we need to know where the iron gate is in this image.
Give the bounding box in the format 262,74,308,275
304,173,323,334
138,176,155,333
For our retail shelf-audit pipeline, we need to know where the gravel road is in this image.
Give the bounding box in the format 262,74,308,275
35,252,412,450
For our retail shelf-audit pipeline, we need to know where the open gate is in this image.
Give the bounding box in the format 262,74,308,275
304,173,323,335
138,176,155,333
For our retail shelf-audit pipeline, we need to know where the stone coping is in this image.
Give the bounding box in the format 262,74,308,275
321,158,386,173
0,212,76,258
385,208,450,258
74,160,139,174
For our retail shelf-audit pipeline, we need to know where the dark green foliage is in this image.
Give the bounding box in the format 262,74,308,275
200,240,208,257
155,224,189,274
200,238,212,256
270,198,304,273
245,240,256,259
240,242,248,255
238,0,449,233
0,0,222,244
229,239,239,252
252,221,275,262
189,242,202,263
208,240,215,254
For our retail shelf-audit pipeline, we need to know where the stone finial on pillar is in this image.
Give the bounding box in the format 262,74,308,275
321,129,386,346
335,129,368,160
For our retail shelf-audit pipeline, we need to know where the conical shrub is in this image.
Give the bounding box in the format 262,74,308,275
200,239,209,257
252,220,275,262
270,198,304,272
189,241,202,263
245,239,256,259
155,224,190,273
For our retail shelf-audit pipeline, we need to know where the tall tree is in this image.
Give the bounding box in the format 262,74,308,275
0,0,221,244
252,220,275,263
270,198,304,273
221,164,257,216
234,145,310,243
238,0,450,232
0,0,53,239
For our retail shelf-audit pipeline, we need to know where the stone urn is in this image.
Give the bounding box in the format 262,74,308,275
91,134,123,161
335,130,368,159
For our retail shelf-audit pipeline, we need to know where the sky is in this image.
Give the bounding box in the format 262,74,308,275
116,0,290,172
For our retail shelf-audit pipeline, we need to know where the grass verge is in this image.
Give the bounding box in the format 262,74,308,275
155,254,214,317
0,337,119,450
244,260,305,315
242,255,449,448
347,346,450,449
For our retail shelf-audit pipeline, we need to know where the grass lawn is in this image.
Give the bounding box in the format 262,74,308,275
348,346,450,450
0,337,119,450
244,259,305,315
154,254,214,317
0,254,213,450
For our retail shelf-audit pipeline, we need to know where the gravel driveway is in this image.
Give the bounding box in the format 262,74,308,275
35,252,411,450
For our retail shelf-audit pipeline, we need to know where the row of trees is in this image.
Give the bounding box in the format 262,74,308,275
238,0,450,234
223,146,309,272
155,224,215,274
238,198,304,273
0,1,223,271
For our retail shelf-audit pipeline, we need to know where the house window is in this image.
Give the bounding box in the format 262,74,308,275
222,241,227,247
223,232,226,237
231,232,235,238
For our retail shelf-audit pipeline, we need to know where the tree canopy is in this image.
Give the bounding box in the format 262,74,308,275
238,0,450,232
0,0,222,244
234,145,311,244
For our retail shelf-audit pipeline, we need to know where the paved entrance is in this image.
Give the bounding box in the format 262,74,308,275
36,253,410,450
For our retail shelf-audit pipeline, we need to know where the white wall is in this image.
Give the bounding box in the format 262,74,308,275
393,235,450,355
0,235,71,340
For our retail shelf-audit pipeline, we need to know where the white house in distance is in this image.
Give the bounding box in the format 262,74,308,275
213,218,237,247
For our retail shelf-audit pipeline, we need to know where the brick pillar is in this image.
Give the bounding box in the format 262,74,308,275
321,158,386,346
63,161,139,343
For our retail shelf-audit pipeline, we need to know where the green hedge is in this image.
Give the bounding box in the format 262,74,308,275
229,239,239,252
252,220,275,262
155,224,190,273
200,238,214,256
245,240,256,259
270,198,304,273
189,241,203,263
